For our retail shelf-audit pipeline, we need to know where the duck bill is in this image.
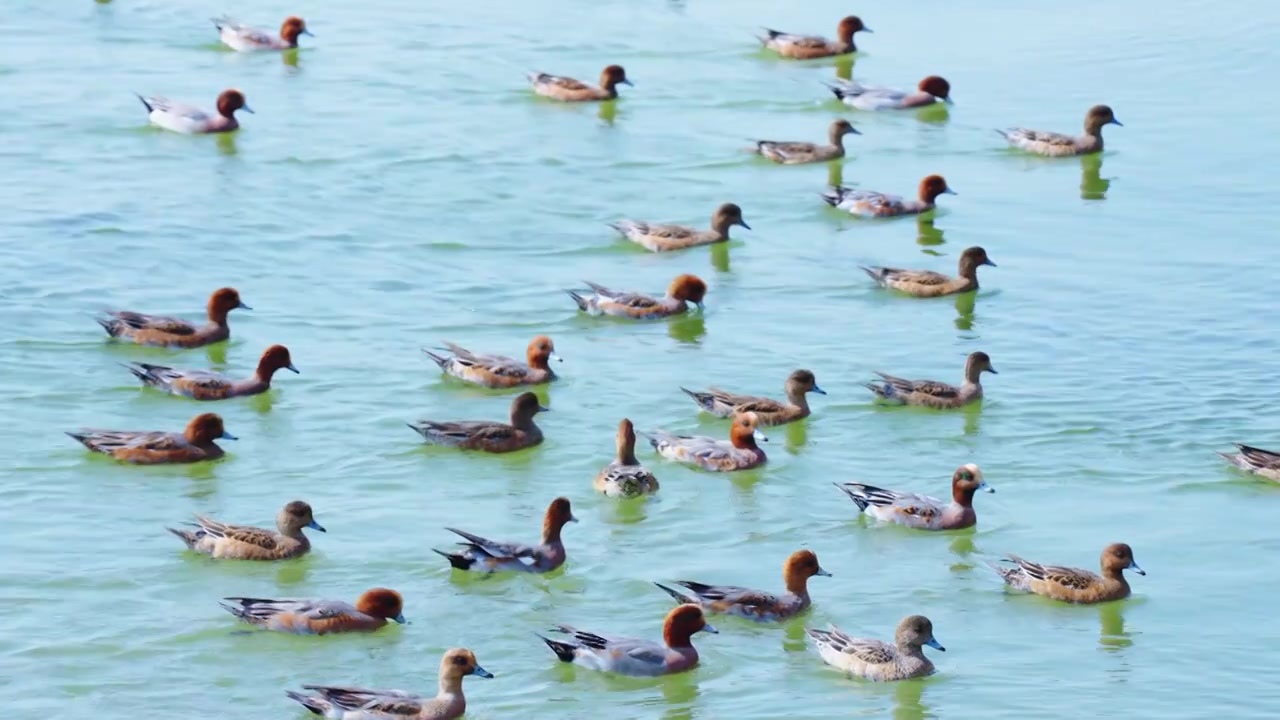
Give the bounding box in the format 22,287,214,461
982,259,997,267
237,301,253,309
550,353,564,363
811,385,828,395
942,188,957,195
538,405,552,413
393,613,407,624
241,105,255,114
1128,561,1145,576
220,431,239,440
926,638,945,651
978,481,995,493
816,567,832,577
1111,118,1123,126
621,79,634,87
738,220,752,230
752,429,769,443
470,665,495,678
286,363,300,373
700,623,719,634
307,520,326,532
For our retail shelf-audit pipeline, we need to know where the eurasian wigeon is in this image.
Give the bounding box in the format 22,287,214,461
1218,444,1280,482
759,16,871,59
865,351,996,409
836,464,993,531
752,119,860,164
539,605,717,677
168,500,324,561
828,76,952,110
434,497,576,574
989,543,1145,604
528,65,632,102
595,419,660,497
97,287,250,348
213,15,312,51
423,336,560,388
124,344,298,400
136,90,252,134
807,615,944,681
286,648,493,720
681,369,825,427
611,204,750,253
861,246,995,297
221,588,406,634
641,412,767,472
822,175,955,218
568,274,707,319
408,392,548,453
998,105,1122,157
654,549,830,622
67,412,235,464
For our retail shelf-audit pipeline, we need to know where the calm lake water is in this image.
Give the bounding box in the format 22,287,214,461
4,0,1280,717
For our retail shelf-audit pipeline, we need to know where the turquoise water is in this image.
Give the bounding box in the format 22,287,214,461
5,0,1280,717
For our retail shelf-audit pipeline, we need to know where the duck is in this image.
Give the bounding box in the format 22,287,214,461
136,90,252,134
539,605,716,677
641,412,767,472
123,344,298,400
568,274,707,319
595,419,660,497
1218,444,1280,482
681,369,825,427
407,392,548,453
611,204,749,252
827,76,952,110
221,588,405,634
213,15,311,51
998,105,1122,157
822,175,955,218
67,412,235,464
861,246,995,297
759,16,871,58
97,287,250,348
835,464,993,530
865,351,996,409
988,543,1145,604
654,549,830,622
286,648,492,720
167,500,324,561
433,497,576,574
807,615,944,681
528,65,631,102
752,119,860,164
423,336,560,388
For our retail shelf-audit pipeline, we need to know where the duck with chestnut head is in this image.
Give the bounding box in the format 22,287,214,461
611,204,750,252
167,500,325,560
641,412,768,472
97,287,250,348
655,549,831,622
568,274,708,319
807,615,944,681
125,344,299,400
682,369,826,426
836,464,994,530
866,351,997,409
67,412,236,464
539,605,717,677
989,543,1145,604
861,246,995,297
136,90,252,134
424,336,560,388
823,174,956,218
528,65,632,102
221,588,406,634
433,497,576,574
759,15,872,58
828,75,952,110
998,105,1122,157
408,392,548,453
287,648,493,720
213,15,312,51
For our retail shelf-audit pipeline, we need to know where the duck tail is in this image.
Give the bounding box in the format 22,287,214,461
65,431,91,447
819,187,843,207
284,690,329,716
96,315,121,337
119,362,153,384
652,582,697,605
993,128,1010,139
565,289,589,312
832,483,872,512
134,93,153,113
421,349,449,368
433,548,474,571
826,84,849,102
167,526,199,549
537,634,578,663
863,382,889,399
859,266,885,283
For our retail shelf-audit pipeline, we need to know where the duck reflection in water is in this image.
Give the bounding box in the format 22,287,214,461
785,420,809,451
599,101,618,126
827,161,845,190
834,56,855,81
916,217,944,248
1080,154,1112,200
893,679,929,720
709,242,730,273
954,290,976,331
668,314,706,344
1098,602,1132,651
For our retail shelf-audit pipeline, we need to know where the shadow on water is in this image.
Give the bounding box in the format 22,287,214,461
916,218,945,250
1098,602,1132,652
1080,154,1112,200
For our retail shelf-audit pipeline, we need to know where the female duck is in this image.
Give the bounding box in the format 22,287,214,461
1218,444,1280,482
423,336,560,388
568,274,707,319
759,16,871,59
124,344,298,400
221,588,405,634
642,412,767,472
213,15,312,51
998,105,1122,157
866,351,996,409
595,419,660,497
807,615,944,681
823,175,955,218
861,246,995,297
539,605,717,677
828,75,952,110
67,412,235,464
136,90,252,134
167,500,325,561
529,65,631,102
287,648,492,720
989,543,1145,604
611,204,749,252
408,392,548,453
97,287,250,348
434,497,576,574
836,464,993,530
682,369,825,426
752,119,860,164
654,549,830,622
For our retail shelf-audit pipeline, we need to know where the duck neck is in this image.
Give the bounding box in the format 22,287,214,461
828,126,847,149
963,360,984,385
730,432,758,451
616,436,639,466
951,483,976,508
437,674,465,702
784,573,811,597
542,519,565,545
784,383,810,411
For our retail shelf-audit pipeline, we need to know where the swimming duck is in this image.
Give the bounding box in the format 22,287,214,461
759,16,871,58
568,274,707,319
97,287,250,348
136,90,252,134
595,419,660,497
752,119,860,164
807,615,944,681
423,336,560,388
433,497,576,574
654,549,830,622
988,543,1145,604
681,369,825,426
124,344,298,400
611,204,749,252
539,605,717,677
861,246,995,297
641,412,767,472
213,15,312,51
67,412,235,464
998,105,1122,157
822,175,955,218
865,351,996,409
168,500,324,560
408,392,548,453
827,76,952,110
836,464,993,530
1218,444,1280,482
221,588,405,634
286,648,492,720
528,65,631,102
